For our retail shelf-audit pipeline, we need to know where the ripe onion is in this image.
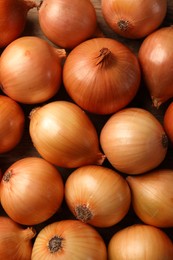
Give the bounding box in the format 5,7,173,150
65,165,131,227
0,95,25,154
164,102,173,144
0,0,37,47
0,216,36,260
100,107,168,175
0,36,66,104
138,26,173,108
29,101,105,168
63,37,141,115
127,169,173,227
101,0,167,39
0,157,64,225
31,219,107,260
108,224,173,260
38,0,97,49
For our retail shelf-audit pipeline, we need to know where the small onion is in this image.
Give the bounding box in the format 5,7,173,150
138,26,173,108
101,0,167,39
31,219,107,260
108,224,173,260
63,37,141,115
126,169,173,227
65,165,131,227
29,101,105,168
0,216,36,260
0,157,64,225
38,0,97,49
0,95,25,154
164,102,173,144
100,107,168,175
0,36,66,104
0,0,37,47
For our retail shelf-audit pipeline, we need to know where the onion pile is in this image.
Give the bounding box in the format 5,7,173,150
0,0,172,258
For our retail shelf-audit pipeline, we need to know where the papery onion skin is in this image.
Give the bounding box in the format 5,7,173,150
29,101,105,168
138,26,173,108
31,219,107,260
100,107,168,175
0,0,37,47
0,36,66,104
108,224,173,260
0,95,25,154
38,0,97,49
0,157,64,225
101,0,167,39
164,102,173,144
0,216,36,260
127,169,173,227
63,37,141,115
65,165,131,227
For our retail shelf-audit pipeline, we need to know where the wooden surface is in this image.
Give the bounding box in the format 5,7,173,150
0,0,173,246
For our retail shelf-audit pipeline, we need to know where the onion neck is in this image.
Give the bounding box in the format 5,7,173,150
22,227,36,240
48,236,64,253
95,48,114,68
23,0,38,10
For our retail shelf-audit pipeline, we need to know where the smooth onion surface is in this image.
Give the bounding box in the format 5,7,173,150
164,102,173,144
65,165,131,227
0,0,37,47
0,95,25,154
108,224,173,260
31,219,107,260
127,169,173,227
100,107,168,174
138,26,173,108
63,37,141,115
0,157,64,225
0,36,66,104
101,0,167,39
29,101,105,168
38,0,97,49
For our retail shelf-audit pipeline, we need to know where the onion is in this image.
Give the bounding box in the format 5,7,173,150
164,102,173,144
0,157,64,225
29,101,105,168
0,95,25,154
108,224,173,259
38,0,97,49
127,169,173,227
63,37,141,115
0,0,37,47
100,107,168,175
138,26,173,108
31,219,107,260
0,216,36,260
65,165,131,227
101,0,167,39
0,36,66,104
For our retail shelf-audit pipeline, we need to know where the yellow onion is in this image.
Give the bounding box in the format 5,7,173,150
108,224,173,260
31,219,107,260
65,165,131,227
38,0,97,49
0,36,66,104
0,216,36,260
127,169,173,227
63,37,141,115
0,0,37,47
0,157,64,225
101,0,167,39
138,26,173,108
100,107,168,175
29,101,105,168
0,95,25,154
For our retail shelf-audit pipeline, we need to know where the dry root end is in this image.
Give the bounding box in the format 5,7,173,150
48,236,64,254
162,134,168,149
117,20,129,32
75,204,93,223
3,170,12,182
